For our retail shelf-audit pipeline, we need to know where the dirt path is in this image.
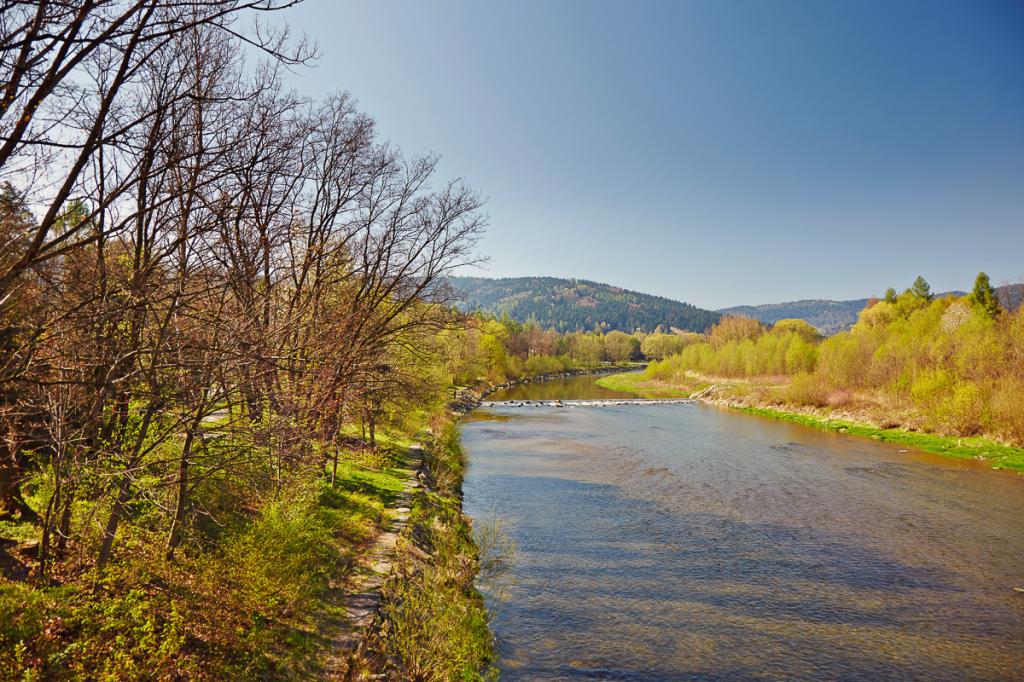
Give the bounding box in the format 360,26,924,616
321,444,424,679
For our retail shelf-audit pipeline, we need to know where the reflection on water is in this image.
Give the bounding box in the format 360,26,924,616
462,376,1024,680
486,373,644,402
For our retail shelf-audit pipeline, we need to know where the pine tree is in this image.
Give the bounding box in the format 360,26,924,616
969,271,1002,318
883,287,898,304
911,276,932,302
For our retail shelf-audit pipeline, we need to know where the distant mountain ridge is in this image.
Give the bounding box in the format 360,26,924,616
448,276,720,333
450,276,1022,337
720,285,1020,335
718,299,875,336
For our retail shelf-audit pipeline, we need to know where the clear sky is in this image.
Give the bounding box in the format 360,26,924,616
283,0,1024,309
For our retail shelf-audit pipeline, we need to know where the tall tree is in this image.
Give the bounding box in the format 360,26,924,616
969,271,1002,319
910,275,933,302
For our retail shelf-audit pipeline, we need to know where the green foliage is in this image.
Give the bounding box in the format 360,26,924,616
643,283,1024,447
910,275,933,302
0,446,415,680
523,353,571,376
640,332,700,360
603,330,639,362
651,316,814,380
378,570,494,681
771,318,821,341
0,579,185,682
783,372,830,407
969,271,1002,319
442,314,647,387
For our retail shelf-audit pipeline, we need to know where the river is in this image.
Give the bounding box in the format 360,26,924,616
461,374,1024,680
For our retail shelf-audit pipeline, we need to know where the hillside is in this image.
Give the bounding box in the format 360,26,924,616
448,276,721,333
718,299,874,336
722,286,1021,335
997,283,1023,311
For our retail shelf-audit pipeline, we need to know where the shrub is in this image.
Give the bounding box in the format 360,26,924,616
942,381,986,436
709,315,763,348
784,372,830,407
989,380,1024,444
376,427,496,681
785,337,818,374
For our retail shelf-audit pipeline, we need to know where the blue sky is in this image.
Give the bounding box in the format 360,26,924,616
284,0,1024,309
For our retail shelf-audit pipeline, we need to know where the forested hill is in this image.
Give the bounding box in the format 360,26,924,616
448,276,721,333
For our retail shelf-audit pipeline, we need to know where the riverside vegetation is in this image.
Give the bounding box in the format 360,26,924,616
601,275,1024,472
0,3,647,678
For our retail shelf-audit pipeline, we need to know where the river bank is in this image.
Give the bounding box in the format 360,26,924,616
598,371,1024,474
352,366,650,676
347,418,497,679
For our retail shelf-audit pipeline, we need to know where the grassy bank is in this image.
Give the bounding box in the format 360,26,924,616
365,418,499,680
598,371,1024,474
0,422,488,680
1,450,409,680
736,405,1024,473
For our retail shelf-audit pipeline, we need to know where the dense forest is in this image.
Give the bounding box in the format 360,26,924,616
449,276,720,333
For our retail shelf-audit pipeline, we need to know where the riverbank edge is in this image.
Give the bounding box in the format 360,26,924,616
599,371,1024,474
450,363,645,412
357,364,642,677
341,422,497,679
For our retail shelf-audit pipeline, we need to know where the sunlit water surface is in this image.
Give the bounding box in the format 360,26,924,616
462,375,1024,680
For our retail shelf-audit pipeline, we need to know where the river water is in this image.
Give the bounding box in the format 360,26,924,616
461,374,1024,680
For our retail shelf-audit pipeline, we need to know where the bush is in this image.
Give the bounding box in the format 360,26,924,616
989,380,1024,444
943,381,986,436
784,372,830,407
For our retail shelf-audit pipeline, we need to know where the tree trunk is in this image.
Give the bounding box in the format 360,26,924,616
0,457,35,520
37,473,61,582
97,477,132,569
164,423,198,560
54,487,75,557
97,402,157,569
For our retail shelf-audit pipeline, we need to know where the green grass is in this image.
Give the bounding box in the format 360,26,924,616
0,429,425,681
736,405,1024,473
320,459,407,545
595,371,691,398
